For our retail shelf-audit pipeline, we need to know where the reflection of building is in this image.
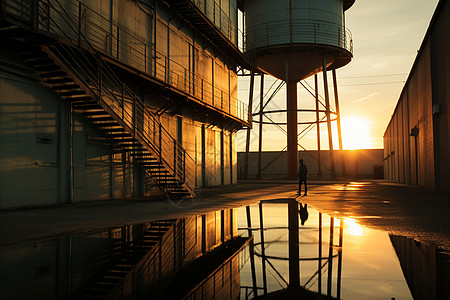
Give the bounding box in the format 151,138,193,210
0,0,249,209
383,0,450,192
0,208,246,299
390,235,450,300
238,149,384,179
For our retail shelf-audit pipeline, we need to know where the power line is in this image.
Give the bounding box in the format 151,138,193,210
339,73,408,79
341,81,405,86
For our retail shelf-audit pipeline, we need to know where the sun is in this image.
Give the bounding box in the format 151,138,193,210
341,116,372,150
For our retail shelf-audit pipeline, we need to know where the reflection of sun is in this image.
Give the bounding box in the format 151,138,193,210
341,116,371,150
344,218,364,236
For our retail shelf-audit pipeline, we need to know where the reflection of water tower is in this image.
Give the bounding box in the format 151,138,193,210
243,0,355,178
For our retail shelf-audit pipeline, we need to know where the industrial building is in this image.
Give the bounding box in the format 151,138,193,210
0,0,251,209
383,0,450,192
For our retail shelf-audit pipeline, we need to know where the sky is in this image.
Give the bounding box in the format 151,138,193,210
236,0,440,152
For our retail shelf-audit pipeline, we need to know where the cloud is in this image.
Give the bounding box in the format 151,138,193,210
352,92,381,103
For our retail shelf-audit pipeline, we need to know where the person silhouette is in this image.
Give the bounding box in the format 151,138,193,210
299,203,309,226
298,159,308,196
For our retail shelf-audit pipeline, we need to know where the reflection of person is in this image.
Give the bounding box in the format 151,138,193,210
299,203,309,225
298,159,308,196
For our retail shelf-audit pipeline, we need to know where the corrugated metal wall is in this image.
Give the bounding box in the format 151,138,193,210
384,0,450,191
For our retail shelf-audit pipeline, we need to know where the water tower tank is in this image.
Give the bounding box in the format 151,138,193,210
244,0,355,81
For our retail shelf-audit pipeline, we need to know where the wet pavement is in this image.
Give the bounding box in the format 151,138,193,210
1,180,449,299
1,180,449,252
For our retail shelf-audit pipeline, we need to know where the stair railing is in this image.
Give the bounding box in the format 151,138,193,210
33,0,197,194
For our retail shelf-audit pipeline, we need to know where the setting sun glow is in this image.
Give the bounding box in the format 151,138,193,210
341,116,372,150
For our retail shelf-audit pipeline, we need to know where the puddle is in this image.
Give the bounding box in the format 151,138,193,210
237,200,450,300
0,202,448,299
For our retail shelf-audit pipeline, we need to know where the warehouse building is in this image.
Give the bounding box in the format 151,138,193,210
383,0,450,192
0,0,251,209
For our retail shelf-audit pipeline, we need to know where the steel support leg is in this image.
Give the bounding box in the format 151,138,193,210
322,56,336,180
332,70,346,177
287,81,298,178
257,74,264,179
315,74,322,177
243,72,255,180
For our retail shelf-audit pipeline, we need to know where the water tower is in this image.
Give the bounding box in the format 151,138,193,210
243,0,355,178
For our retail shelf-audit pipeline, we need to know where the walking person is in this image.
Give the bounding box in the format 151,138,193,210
298,159,308,196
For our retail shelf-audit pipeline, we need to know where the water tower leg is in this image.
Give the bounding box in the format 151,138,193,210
322,56,336,180
314,74,323,177
257,74,264,179
243,72,255,180
287,80,298,178
332,70,346,177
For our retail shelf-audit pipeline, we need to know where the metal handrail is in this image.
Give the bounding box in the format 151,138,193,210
190,0,238,46
3,0,248,124
59,0,248,124
5,0,198,193
245,19,353,54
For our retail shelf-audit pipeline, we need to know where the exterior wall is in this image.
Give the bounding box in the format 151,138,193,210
0,0,242,208
0,47,141,209
238,149,384,180
384,0,450,192
430,0,450,192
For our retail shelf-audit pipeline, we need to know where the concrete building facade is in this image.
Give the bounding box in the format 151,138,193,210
0,0,251,209
383,0,450,192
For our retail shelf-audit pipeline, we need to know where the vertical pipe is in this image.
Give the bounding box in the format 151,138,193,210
337,219,344,299
287,80,298,177
318,212,322,294
327,217,334,297
257,74,264,179
246,206,258,297
322,56,336,180
259,202,268,294
288,199,300,287
244,72,255,180
332,70,346,177
315,74,322,177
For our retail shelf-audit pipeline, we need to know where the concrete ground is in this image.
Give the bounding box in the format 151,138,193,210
1,180,449,253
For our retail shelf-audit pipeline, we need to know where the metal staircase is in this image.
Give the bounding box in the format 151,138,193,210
2,0,197,200
76,220,176,300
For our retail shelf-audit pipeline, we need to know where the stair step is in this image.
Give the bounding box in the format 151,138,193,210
59,90,87,96
71,100,97,106
52,83,80,90
24,56,53,64
83,110,110,116
102,128,126,133
92,121,119,127
109,132,132,137
85,116,114,122
63,94,92,101
45,77,74,84
38,70,67,77
33,64,60,72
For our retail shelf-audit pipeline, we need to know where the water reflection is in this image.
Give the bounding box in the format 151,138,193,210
0,203,448,299
0,209,246,299
238,200,450,300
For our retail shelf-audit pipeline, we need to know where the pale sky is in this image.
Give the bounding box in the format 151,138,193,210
237,0,440,152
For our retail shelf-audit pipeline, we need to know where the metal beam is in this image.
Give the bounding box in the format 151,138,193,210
243,72,255,180
332,69,346,177
315,74,322,177
322,56,336,180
